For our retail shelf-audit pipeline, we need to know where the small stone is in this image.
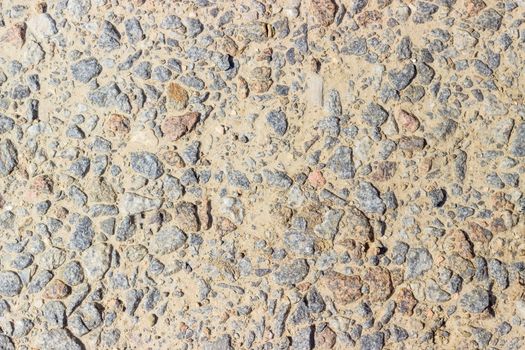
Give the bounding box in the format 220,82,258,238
152,226,187,255
0,271,22,297
315,326,336,349
70,216,95,251
460,288,490,313
98,20,121,51
356,182,385,214
43,280,71,299
0,140,18,176
106,114,130,135
82,244,112,282
360,332,384,350
167,82,189,109
33,329,83,350
0,335,14,350
510,122,525,157
476,8,503,31
323,270,362,304
27,13,58,39
388,63,416,91
125,17,144,44
308,170,326,188
465,0,486,16
161,112,200,141
273,259,309,285
396,110,420,133
130,152,164,179
121,192,162,215
405,248,433,279
396,287,418,315
365,267,393,302
71,58,102,83
203,334,233,350
0,23,26,48
428,188,446,207
310,0,337,26
174,202,199,232
363,103,389,127
327,146,355,179
266,110,288,136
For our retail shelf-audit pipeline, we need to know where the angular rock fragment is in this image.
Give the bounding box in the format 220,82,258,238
161,112,200,141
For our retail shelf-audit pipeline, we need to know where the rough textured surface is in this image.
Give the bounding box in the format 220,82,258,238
0,1,524,349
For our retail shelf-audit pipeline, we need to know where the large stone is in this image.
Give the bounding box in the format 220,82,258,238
0,140,17,176
0,271,22,297
273,259,309,285
152,226,187,255
82,244,112,282
323,270,362,304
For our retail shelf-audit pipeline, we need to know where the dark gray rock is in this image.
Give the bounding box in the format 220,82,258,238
0,271,22,296
70,216,95,251
34,329,83,350
510,122,525,157
152,226,187,255
130,152,164,179
98,20,121,51
267,110,288,136
61,261,84,286
327,146,355,179
405,248,433,278
71,58,102,83
125,18,144,44
388,63,416,91
428,188,446,207
360,332,384,350
362,102,389,127
460,288,490,313
0,335,14,350
273,259,309,285
476,8,503,31
0,140,17,176
0,114,15,134
42,301,67,328
357,182,385,214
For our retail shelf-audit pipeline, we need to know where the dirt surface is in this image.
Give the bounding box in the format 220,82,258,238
0,0,525,349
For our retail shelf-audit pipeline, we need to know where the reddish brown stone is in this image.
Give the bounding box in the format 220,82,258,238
174,202,199,232
1,23,26,48
198,198,211,231
371,161,397,182
217,217,237,233
308,169,326,188
396,110,420,133
468,222,493,243
396,287,418,315
161,112,200,141
238,76,249,99
323,271,362,304
338,206,372,243
106,114,130,135
445,230,475,259
43,280,70,299
356,11,382,27
365,267,393,302
31,175,53,194
316,326,337,349
465,0,486,16
167,82,189,108
310,0,337,27
398,136,426,151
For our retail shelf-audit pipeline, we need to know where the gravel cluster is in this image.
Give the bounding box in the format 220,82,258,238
0,0,524,349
